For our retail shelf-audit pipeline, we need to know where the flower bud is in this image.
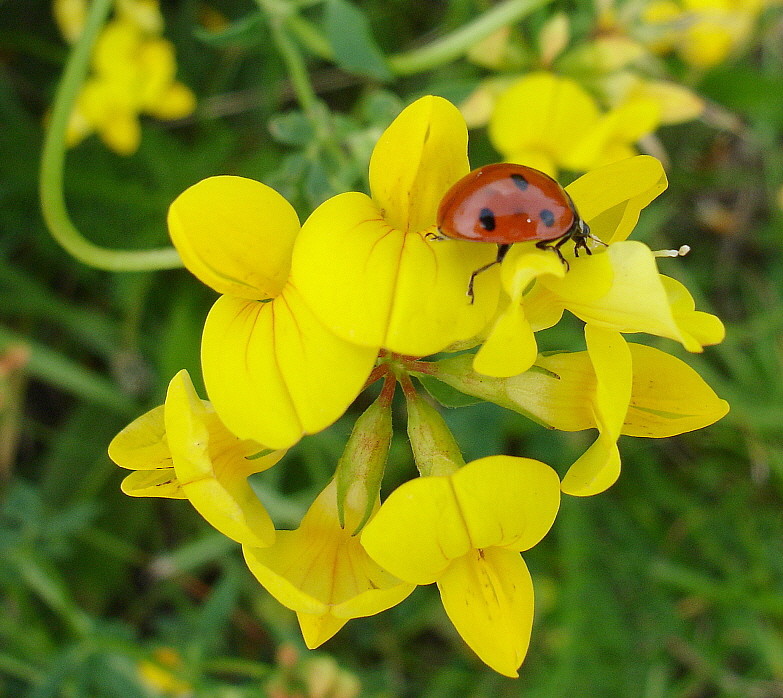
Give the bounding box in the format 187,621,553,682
404,383,464,477
335,390,393,533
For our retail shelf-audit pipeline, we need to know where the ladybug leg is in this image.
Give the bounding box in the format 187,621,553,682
425,230,447,241
537,239,571,272
467,244,510,304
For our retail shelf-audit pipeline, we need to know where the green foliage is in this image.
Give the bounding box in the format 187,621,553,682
1,0,783,695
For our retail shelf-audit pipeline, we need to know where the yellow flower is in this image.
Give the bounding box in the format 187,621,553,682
243,479,415,649
641,0,765,67
361,456,561,677
488,72,660,177
137,647,191,697
66,18,195,155
108,370,284,547
289,96,501,358
430,333,729,496
167,176,377,450
474,156,725,378
54,0,163,42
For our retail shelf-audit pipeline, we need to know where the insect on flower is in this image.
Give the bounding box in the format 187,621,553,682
434,163,605,301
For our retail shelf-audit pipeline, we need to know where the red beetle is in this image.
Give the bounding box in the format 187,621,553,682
435,163,601,301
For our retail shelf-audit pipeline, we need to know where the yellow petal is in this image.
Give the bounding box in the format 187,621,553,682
631,80,704,124
473,303,537,377
168,176,300,299
54,0,87,43
99,111,141,155
297,612,349,650
108,405,169,471
121,469,185,499
561,326,631,497
565,98,660,171
438,548,534,678
489,72,600,166
661,275,725,350
361,456,559,582
473,249,566,377
503,149,558,178
165,370,282,548
369,96,469,233
148,81,196,120
565,156,667,244
137,38,176,106
624,344,729,437
503,351,597,431
550,241,698,349
201,287,376,450
361,476,470,584
290,192,499,356
452,456,560,552
243,481,414,622
533,246,613,303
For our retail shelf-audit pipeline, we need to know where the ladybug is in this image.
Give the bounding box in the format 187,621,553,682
434,163,602,302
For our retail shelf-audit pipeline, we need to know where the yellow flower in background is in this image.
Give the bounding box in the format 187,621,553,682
488,72,661,177
361,456,561,676
289,96,502,358
108,370,284,548
54,0,163,41
167,176,377,450
65,16,194,154
137,647,191,697
641,0,765,67
244,479,415,649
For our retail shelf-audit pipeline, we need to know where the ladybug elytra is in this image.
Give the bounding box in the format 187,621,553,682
434,163,602,302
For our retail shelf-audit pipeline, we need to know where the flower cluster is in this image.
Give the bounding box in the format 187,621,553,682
54,0,195,155
109,96,727,676
640,0,770,68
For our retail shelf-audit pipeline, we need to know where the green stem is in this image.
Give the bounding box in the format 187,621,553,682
39,0,182,271
388,0,551,75
257,0,319,116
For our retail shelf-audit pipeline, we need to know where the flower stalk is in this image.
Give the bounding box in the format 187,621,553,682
39,0,182,271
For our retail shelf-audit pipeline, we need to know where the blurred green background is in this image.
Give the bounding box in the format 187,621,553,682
2,0,783,695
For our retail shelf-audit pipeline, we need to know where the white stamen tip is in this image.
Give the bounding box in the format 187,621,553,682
654,245,691,258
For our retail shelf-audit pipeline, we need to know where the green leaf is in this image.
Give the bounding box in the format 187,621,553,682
416,374,483,408
323,0,392,81
267,111,315,146
0,326,134,415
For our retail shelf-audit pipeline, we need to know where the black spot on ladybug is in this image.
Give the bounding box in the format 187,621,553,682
510,173,528,191
540,209,555,227
479,208,496,231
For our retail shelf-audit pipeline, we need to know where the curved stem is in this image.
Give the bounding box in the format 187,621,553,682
388,0,552,75
39,0,182,271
